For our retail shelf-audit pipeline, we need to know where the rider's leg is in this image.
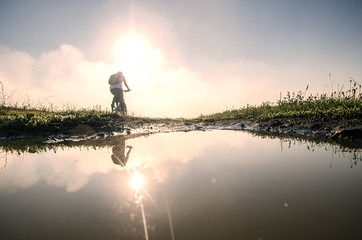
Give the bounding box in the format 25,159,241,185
116,91,125,114
117,90,124,111
116,100,121,111
110,88,119,111
121,100,127,115
111,96,116,111
111,88,123,112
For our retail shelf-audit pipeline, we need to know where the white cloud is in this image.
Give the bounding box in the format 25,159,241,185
0,38,339,117
0,47,34,87
0,45,114,109
0,43,254,117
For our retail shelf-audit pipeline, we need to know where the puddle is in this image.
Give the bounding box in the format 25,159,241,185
0,130,361,239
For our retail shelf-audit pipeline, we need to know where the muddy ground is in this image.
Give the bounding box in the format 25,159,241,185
0,114,361,148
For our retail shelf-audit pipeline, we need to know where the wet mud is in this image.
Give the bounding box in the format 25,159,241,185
208,118,362,148
0,114,361,148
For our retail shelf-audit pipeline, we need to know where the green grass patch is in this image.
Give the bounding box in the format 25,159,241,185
0,106,121,133
197,92,362,122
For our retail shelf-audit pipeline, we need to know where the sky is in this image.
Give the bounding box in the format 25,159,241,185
0,0,361,117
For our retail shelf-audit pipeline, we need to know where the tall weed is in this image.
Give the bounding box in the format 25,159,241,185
199,78,361,121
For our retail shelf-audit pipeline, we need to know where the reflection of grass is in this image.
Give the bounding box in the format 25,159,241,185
0,134,138,154
198,84,362,121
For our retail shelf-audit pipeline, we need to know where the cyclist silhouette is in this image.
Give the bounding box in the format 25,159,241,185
109,71,131,114
111,139,133,167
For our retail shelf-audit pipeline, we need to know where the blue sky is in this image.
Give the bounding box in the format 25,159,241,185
0,0,361,117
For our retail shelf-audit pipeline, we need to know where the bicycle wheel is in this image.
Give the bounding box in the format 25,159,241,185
121,101,127,115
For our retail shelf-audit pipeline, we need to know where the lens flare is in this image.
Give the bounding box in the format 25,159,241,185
130,173,144,191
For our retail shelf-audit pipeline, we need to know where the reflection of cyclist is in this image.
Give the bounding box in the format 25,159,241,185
111,141,133,167
109,71,131,113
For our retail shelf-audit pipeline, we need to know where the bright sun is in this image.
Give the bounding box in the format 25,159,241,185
130,173,144,191
113,33,150,63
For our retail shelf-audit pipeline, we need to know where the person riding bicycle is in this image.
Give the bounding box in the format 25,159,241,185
109,71,131,113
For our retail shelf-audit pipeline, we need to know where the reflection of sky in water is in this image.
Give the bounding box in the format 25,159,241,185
0,131,362,239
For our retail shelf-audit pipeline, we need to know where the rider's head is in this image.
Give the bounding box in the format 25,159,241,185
117,71,123,75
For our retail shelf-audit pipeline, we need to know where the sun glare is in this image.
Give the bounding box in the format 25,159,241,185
113,33,150,63
130,173,144,191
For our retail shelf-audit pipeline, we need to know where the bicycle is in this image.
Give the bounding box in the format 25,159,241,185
112,89,131,115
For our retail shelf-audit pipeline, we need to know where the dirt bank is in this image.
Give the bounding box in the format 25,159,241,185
123,116,362,147
200,118,362,146
1,114,361,147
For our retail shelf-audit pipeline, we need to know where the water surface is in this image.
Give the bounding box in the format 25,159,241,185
0,130,361,239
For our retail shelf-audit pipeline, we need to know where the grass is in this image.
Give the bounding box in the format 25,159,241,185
0,80,127,134
197,81,362,122
0,106,120,133
0,79,361,135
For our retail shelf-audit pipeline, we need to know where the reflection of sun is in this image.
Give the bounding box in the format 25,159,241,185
130,173,144,191
113,33,150,63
